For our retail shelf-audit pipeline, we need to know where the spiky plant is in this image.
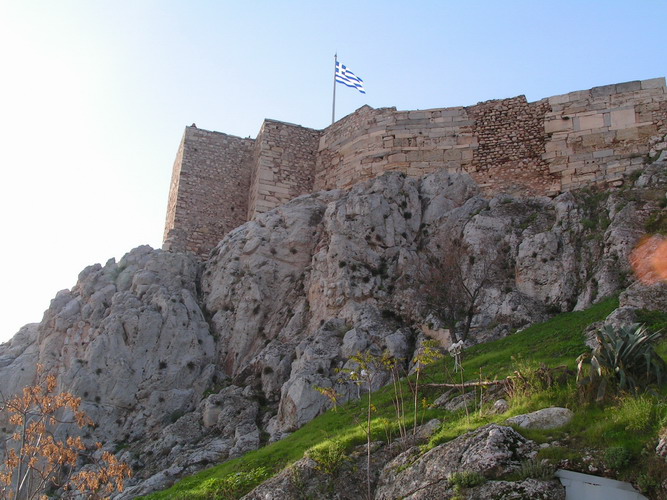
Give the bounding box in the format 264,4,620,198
577,324,665,400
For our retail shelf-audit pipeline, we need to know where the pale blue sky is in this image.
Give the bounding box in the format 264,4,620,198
0,0,664,341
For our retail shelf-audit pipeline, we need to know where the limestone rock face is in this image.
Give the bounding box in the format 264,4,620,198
243,420,443,500
1,165,664,496
464,479,565,500
1,246,216,444
0,246,226,490
374,424,539,499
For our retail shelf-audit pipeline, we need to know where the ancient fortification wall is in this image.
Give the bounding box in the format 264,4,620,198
247,120,321,220
163,77,667,258
163,127,254,255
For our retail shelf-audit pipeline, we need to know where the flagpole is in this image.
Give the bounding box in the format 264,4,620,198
332,53,337,125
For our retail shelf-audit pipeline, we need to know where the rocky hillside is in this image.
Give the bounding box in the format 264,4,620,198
1,162,665,497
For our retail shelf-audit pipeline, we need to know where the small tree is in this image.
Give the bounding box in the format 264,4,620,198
411,340,443,434
347,351,385,500
420,237,503,342
0,368,132,499
381,353,408,441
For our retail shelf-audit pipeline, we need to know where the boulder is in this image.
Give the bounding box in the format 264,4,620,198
506,407,574,430
375,424,537,499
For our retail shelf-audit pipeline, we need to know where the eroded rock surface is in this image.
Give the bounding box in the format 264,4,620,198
1,164,665,496
506,407,574,430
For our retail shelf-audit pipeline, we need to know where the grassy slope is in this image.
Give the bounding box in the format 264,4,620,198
141,296,667,499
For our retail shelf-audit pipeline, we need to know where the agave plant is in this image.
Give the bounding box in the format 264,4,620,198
577,323,665,400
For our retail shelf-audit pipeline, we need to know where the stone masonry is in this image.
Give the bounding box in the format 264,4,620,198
163,77,667,258
163,127,254,255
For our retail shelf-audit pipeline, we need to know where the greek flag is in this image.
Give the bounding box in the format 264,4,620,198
335,61,366,94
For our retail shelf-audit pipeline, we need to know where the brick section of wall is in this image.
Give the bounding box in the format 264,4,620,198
543,78,667,190
247,120,321,219
468,96,556,195
162,126,254,256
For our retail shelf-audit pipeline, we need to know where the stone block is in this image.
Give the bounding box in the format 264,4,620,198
615,81,642,93
545,139,568,154
575,173,597,184
593,149,615,159
545,117,574,133
576,134,601,149
408,111,428,120
421,150,444,162
548,162,569,174
258,169,274,181
387,153,406,162
610,108,636,129
591,84,618,98
548,93,570,106
441,108,466,118
567,90,592,103
641,77,666,90
576,113,605,131
576,163,599,175
637,123,659,139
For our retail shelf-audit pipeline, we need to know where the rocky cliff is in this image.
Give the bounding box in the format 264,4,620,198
1,162,665,497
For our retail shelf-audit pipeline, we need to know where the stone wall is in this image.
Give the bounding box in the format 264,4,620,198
163,77,667,258
163,126,254,256
314,105,476,191
247,120,321,219
543,78,667,190
314,96,554,196
468,96,554,195
313,78,666,196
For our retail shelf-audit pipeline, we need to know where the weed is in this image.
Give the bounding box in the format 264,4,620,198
603,446,633,470
645,211,667,235
448,470,486,492
511,458,555,480
198,467,270,499
611,395,661,432
141,298,629,500
307,440,348,476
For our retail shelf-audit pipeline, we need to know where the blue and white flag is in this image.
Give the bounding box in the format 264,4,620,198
335,61,366,94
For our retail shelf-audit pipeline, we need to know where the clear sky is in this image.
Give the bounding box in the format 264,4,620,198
0,0,665,343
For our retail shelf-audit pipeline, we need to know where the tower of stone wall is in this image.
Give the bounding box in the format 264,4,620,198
163,126,255,257
247,120,321,220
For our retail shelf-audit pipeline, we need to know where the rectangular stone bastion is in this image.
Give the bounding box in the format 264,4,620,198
163,77,667,258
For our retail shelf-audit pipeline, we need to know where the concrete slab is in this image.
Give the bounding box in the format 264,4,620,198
556,469,647,500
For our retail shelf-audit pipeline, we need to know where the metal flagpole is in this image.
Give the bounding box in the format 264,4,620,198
332,53,337,124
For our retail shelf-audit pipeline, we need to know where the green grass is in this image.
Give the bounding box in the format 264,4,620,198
141,295,667,499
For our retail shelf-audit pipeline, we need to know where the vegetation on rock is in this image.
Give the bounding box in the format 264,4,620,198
0,368,131,500
141,296,667,500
